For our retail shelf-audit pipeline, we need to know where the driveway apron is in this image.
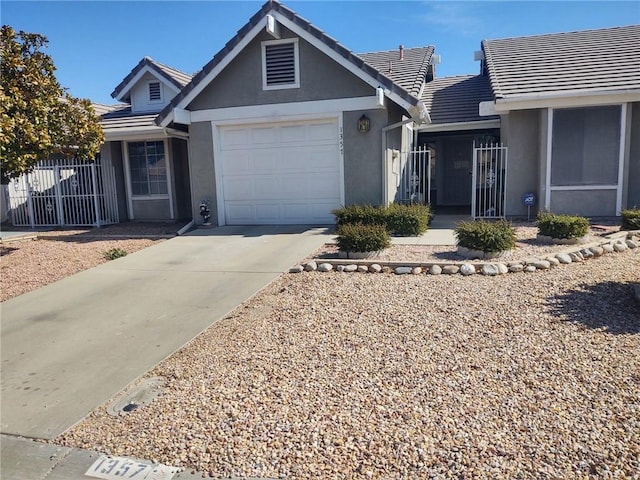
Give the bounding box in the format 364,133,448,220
1,225,332,440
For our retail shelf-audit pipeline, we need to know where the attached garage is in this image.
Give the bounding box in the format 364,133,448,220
217,118,342,225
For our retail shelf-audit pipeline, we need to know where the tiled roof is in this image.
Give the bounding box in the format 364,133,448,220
421,75,496,124
101,108,164,138
358,47,434,98
157,0,428,125
483,25,640,98
91,103,128,116
111,57,193,100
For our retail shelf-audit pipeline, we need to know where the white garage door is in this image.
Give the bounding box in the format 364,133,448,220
219,119,342,225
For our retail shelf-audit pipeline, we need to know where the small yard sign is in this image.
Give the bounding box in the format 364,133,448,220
522,192,537,221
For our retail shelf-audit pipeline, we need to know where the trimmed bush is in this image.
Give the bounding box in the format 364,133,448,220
455,220,516,254
536,212,589,239
336,223,390,253
621,208,640,230
332,203,431,236
332,204,386,227
385,203,431,236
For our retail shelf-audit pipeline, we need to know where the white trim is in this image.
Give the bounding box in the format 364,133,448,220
122,142,134,219
114,64,180,102
189,96,383,124
544,108,553,210
488,90,640,113
616,103,627,214
550,185,618,191
261,38,300,91
159,9,419,127
212,123,225,226
164,138,175,220
416,119,500,132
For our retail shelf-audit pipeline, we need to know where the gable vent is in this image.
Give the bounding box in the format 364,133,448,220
265,42,296,86
148,82,161,101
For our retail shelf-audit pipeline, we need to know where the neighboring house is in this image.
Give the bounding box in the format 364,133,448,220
478,25,640,217
90,3,640,226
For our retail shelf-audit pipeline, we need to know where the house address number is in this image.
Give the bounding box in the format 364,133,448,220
85,455,177,480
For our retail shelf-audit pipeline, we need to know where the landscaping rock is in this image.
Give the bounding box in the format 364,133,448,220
580,249,594,259
531,260,551,270
442,265,459,275
304,261,318,272
336,265,345,272
429,265,442,275
382,266,393,274
569,252,584,262
545,256,560,266
317,263,333,272
481,264,500,276
459,264,476,276
289,265,304,273
497,263,509,274
613,242,628,252
369,264,382,274
412,267,423,275
589,246,604,257
395,267,412,275
357,265,369,273
509,264,524,273
344,264,358,272
603,243,615,253
556,253,572,264
525,265,537,272
625,239,638,249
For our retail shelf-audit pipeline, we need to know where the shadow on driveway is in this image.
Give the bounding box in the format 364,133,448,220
546,280,640,334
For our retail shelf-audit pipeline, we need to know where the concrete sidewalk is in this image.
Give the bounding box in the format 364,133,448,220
1,225,333,443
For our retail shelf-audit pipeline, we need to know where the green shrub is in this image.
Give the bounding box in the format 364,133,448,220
385,203,430,236
455,220,516,254
333,203,431,236
104,248,127,260
336,223,391,253
332,204,386,227
536,212,589,239
621,208,640,230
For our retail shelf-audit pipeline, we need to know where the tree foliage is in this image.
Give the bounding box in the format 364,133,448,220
0,25,104,183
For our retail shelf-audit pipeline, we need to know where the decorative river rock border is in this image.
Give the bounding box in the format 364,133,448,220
289,231,639,276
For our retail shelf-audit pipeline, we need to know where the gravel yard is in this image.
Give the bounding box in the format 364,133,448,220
0,223,179,302
58,249,640,479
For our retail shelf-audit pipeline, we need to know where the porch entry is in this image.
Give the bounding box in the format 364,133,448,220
7,158,119,227
396,135,507,219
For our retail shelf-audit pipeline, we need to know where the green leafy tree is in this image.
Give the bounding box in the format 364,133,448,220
0,25,104,183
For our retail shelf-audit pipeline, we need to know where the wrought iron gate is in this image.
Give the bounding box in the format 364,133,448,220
397,146,431,205
7,158,119,227
472,143,508,219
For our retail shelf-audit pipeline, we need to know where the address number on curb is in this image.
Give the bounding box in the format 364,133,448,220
85,455,177,480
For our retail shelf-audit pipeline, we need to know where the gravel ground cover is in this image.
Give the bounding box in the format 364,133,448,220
0,223,181,302
58,249,640,479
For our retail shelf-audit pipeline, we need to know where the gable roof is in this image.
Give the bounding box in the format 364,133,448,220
421,75,496,124
111,56,193,102
358,47,434,99
483,25,640,99
156,0,432,126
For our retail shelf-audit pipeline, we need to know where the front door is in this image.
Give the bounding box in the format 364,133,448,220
439,137,472,206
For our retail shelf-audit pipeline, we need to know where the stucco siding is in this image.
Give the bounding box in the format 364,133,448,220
343,109,387,206
627,102,640,208
501,110,540,216
130,72,175,113
170,138,192,220
188,122,217,224
188,27,374,111
131,199,171,220
550,190,617,216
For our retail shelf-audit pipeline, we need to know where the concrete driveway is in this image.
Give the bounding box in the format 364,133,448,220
1,225,332,440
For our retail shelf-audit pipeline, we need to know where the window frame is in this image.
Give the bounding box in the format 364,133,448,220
261,38,300,91
124,140,170,199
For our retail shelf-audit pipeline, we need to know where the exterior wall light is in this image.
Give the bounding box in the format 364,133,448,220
357,114,371,133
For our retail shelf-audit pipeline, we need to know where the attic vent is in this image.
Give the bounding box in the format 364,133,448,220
263,40,299,89
148,82,161,102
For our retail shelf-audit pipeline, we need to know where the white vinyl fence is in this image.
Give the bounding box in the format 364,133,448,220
472,143,508,219
7,158,119,227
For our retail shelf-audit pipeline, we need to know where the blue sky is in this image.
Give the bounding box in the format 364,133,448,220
3,1,639,104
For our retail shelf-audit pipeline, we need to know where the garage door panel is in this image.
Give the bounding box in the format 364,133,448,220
220,119,341,225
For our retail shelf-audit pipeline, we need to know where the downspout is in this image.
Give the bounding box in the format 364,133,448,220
381,106,431,206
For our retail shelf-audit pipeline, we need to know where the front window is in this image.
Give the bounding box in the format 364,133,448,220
127,141,168,196
551,106,620,186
